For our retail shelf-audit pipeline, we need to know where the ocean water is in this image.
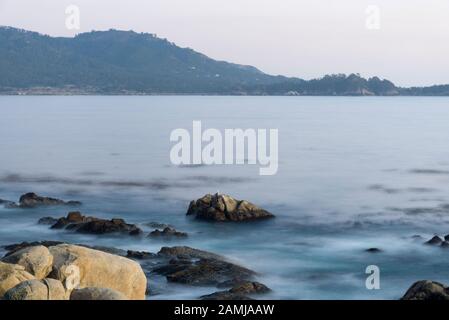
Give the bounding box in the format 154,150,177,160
1,96,449,299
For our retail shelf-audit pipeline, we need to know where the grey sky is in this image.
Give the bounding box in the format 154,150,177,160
1,0,448,86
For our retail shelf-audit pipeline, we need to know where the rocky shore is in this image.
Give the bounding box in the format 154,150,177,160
7,191,445,300
0,192,274,300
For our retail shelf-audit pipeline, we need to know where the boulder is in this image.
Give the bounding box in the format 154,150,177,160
0,262,35,298
149,227,188,238
18,192,81,208
3,278,68,300
401,280,449,300
1,245,53,279
48,244,146,300
49,212,142,236
425,236,444,245
70,287,127,300
155,246,255,286
187,193,274,222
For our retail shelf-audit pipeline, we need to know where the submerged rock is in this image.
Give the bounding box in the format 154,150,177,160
149,227,188,238
200,291,253,300
425,236,443,245
38,217,59,225
365,248,382,253
154,246,256,286
187,193,275,222
17,192,81,208
48,212,142,236
127,250,157,260
0,199,17,208
200,281,270,300
402,280,449,300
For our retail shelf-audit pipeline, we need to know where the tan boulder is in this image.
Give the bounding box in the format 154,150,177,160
0,262,35,298
2,245,53,279
3,278,68,300
70,287,127,300
48,244,146,300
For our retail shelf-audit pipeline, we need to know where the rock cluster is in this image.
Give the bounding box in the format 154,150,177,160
1,192,81,208
43,212,142,236
187,193,275,222
0,244,147,300
424,235,449,247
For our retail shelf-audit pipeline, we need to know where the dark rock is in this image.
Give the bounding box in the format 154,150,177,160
144,222,173,229
200,291,253,300
425,236,444,245
401,280,449,300
441,241,449,248
127,250,157,260
149,227,188,238
445,234,449,241
187,193,275,222
229,281,271,294
200,281,270,300
37,217,59,225
154,246,256,286
365,248,382,253
2,241,64,257
17,192,81,208
48,212,142,236
165,258,255,286
0,199,17,208
158,246,224,260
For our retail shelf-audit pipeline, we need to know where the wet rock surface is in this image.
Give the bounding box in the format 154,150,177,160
46,212,143,236
187,193,275,222
402,280,449,300
153,246,256,286
149,227,188,238
200,281,270,300
4,193,82,209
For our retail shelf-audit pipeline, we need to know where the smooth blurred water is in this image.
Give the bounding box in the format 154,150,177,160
1,96,449,299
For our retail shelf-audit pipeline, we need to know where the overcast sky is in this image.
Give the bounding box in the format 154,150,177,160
1,0,448,86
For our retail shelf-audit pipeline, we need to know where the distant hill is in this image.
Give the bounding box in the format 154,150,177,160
0,26,447,96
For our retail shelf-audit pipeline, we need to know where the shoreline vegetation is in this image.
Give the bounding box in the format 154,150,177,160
0,192,446,300
1,26,449,97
